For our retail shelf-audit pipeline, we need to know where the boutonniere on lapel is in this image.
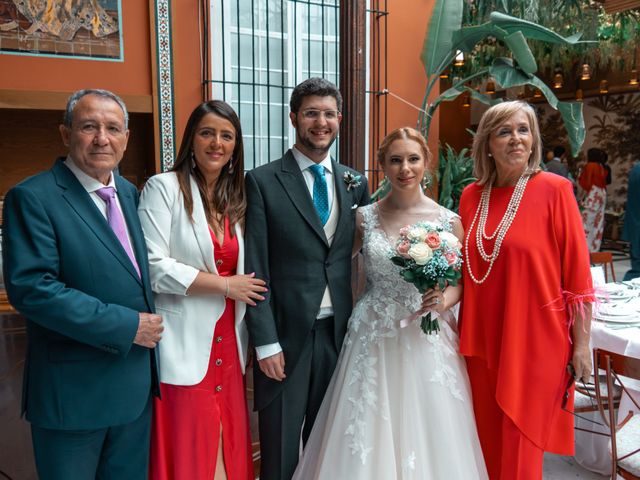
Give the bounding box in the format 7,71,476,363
343,171,362,191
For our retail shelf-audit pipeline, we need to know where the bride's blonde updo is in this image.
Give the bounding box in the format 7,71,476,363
377,127,432,167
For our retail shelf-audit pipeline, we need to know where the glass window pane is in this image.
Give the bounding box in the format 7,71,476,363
212,0,340,169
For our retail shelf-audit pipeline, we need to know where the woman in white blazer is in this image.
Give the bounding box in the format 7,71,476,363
139,100,266,480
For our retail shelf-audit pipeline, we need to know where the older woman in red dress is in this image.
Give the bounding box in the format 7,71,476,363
139,100,267,479
458,101,594,479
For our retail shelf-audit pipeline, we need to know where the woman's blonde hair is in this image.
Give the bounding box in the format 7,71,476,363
377,127,432,167
472,100,542,185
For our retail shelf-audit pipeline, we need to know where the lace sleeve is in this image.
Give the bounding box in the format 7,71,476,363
359,203,378,239
438,206,460,232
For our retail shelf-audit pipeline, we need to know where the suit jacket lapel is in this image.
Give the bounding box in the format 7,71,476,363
115,176,146,286
275,150,328,246
189,175,217,273
53,160,141,284
331,161,354,249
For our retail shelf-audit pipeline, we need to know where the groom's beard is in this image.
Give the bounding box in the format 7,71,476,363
296,132,338,156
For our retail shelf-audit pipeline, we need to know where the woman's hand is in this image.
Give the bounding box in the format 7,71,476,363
421,287,446,314
571,343,592,384
226,273,267,306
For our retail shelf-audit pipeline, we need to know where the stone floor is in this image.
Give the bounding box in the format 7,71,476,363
543,453,609,479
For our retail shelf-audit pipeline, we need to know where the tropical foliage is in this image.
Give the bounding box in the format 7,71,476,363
419,3,592,156
458,1,640,78
436,144,475,212
372,0,596,204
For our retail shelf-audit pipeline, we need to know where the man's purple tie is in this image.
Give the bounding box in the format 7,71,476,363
95,187,141,278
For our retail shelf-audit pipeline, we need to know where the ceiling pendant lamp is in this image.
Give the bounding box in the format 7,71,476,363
454,50,465,67
630,69,639,86
485,79,496,94
462,93,471,107
440,71,449,79
553,72,564,89
576,89,583,102
533,88,542,98
599,80,609,94
580,63,591,80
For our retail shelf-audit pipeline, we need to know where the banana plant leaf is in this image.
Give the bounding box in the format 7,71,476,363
437,144,475,213
439,146,454,209
489,58,585,156
489,12,594,45
452,23,507,53
557,102,586,157
469,88,504,106
503,31,537,74
421,0,463,76
370,177,391,202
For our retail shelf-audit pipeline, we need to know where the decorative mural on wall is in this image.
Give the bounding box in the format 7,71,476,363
0,0,122,61
537,91,640,215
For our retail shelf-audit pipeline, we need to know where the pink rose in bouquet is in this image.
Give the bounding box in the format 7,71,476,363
444,251,459,266
396,240,411,258
425,231,441,249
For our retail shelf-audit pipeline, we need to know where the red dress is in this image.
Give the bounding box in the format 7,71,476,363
459,173,594,473
150,217,253,480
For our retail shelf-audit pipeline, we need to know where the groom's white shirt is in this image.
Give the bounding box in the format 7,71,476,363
255,146,338,361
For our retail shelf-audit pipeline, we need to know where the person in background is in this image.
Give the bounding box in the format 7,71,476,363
578,147,608,252
2,89,161,479
139,100,266,480
545,145,570,179
623,161,640,280
459,101,594,480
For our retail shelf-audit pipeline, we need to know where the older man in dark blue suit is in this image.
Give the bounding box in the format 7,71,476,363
2,89,162,479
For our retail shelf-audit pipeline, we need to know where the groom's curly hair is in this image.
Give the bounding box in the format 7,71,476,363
290,77,343,113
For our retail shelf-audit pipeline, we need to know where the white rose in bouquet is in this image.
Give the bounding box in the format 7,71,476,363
407,226,429,242
439,231,461,248
408,243,433,265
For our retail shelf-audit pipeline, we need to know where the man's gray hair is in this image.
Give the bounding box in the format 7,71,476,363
63,89,129,129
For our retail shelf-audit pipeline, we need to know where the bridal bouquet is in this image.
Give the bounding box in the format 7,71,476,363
390,222,463,334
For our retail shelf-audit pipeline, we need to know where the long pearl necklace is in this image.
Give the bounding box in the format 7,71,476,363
465,172,531,284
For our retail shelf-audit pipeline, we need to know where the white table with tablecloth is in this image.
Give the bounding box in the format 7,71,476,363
573,289,640,475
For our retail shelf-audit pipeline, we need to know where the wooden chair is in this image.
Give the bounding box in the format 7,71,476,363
574,376,621,414
590,251,616,283
594,348,640,479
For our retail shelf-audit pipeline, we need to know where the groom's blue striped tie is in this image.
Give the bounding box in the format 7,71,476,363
309,164,329,225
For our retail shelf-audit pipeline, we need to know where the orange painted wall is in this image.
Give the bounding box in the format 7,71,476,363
440,94,472,152
385,0,439,147
0,2,152,97
169,0,204,150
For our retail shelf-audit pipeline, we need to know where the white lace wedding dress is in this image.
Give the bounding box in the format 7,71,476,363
292,204,488,479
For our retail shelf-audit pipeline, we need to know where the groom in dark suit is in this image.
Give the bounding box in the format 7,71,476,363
2,89,162,479
245,78,369,480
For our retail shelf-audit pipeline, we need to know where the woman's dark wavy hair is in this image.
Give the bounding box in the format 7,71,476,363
172,100,246,235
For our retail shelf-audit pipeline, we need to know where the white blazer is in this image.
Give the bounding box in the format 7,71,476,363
138,172,248,385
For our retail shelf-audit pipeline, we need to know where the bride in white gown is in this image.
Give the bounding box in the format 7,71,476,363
293,128,488,479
